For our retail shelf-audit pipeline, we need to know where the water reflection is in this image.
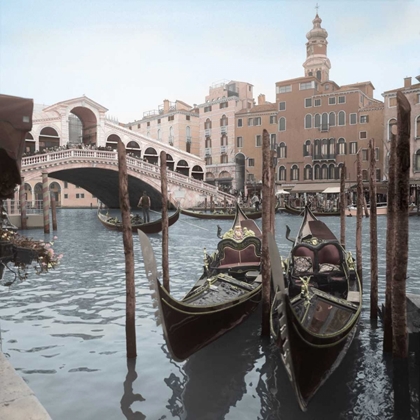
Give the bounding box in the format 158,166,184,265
120,358,146,420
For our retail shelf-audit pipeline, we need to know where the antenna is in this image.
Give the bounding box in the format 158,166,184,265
315,3,319,14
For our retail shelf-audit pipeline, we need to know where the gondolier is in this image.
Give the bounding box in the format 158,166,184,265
138,191,151,223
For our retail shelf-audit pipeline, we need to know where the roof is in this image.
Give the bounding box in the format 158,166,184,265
236,103,277,115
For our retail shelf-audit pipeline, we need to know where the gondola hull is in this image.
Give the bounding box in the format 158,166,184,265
155,275,262,361
284,203,340,217
97,207,180,234
181,207,262,220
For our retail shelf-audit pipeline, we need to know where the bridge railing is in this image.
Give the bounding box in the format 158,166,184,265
21,149,235,203
4,200,44,215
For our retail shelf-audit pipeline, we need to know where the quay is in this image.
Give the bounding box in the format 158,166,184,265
0,352,51,420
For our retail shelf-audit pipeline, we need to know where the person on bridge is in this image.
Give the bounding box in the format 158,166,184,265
138,191,151,223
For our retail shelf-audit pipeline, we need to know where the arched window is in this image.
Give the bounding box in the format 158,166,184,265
321,113,328,131
338,138,346,155
416,116,420,138
278,117,286,131
291,165,299,181
329,112,336,127
157,129,161,140
304,165,313,180
220,114,228,126
314,164,320,180
278,142,287,158
314,114,321,128
169,126,174,145
321,164,328,179
338,111,346,126
388,118,397,141
278,166,286,181
305,114,312,129
205,119,212,129
415,150,420,171
329,164,336,180
314,139,321,158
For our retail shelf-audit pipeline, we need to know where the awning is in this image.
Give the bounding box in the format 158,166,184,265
275,189,290,195
322,186,341,194
291,183,340,193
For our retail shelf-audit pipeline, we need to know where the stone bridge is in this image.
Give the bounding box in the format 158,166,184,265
20,149,234,209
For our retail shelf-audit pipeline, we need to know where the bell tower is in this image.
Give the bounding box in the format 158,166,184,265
303,10,331,82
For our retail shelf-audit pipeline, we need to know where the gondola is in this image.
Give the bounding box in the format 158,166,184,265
139,203,263,361
97,206,180,234
268,206,362,411
180,206,262,220
283,202,340,217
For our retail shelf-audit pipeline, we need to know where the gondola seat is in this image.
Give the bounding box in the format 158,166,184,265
216,236,261,271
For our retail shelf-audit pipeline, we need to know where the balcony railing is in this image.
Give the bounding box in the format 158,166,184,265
205,129,211,137
205,148,212,156
221,146,227,154
313,153,336,161
220,126,227,135
320,124,329,132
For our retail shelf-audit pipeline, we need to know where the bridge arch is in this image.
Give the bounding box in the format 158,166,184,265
39,127,60,151
191,165,204,180
144,147,158,164
176,159,189,176
70,106,98,146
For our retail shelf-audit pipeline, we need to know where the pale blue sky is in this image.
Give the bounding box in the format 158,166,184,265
1,0,419,123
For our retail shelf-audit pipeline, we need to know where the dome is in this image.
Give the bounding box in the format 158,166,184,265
306,14,328,40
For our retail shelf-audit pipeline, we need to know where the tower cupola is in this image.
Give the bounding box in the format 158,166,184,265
303,13,331,82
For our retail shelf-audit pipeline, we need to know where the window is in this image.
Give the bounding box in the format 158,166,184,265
360,131,367,139
362,149,368,161
204,105,212,112
147,122,150,127
277,85,292,93
375,147,379,161
325,84,330,90
76,194,80,199
303,140,311,157
254,117,261,126
314,164,320,179
270,134,277,149
389,97,397,107
221,155,228,163
305,98,312,108
305,114,312,129
270,115,277,124
157,119,161,124
362,170,368,181
278,117,286,131
360,115,369,123
291,165,299,181
248,118,254,126
220,102,228,109
321,113,328,131
415,150,420,171
415,115,420,138
278,142,287,158
314,99,321,107
205,156,212,165
338,96,346,104
350,113,357,125
237,118,243,127
256,135,262,147
64,182,68,188
338,111,346,126
168,115,174,121
314,114,321,128
328,97,336,105
248,158,255,167
329,112,336,126
64,194,68,199
279,102,286,111
236,136,243,148
300,81,316,90
186,115,190,120
376,168,381,181
338,138,346,155
278,166,286,181
304,165,312,180
157,129,161,140
350,142,358,154
388,118,397,141
137,124,141,128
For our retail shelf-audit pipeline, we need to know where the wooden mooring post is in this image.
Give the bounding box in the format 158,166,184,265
340,165,346,247
261,129,272,337
19,178,27,230
369,138,378,320
392,91,411,359
51,195,58,231
117,141,137,359
42,172,50,234
356,150,363,285
160,151,170,293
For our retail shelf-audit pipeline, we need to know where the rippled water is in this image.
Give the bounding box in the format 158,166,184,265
0,209,419,419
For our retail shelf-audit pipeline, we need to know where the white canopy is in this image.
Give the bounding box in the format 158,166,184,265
275,189,290,195
322,186,341,194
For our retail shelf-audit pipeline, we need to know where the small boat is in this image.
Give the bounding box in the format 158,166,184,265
181,207,262,220
97,206,180,234
268,206,362,411
139,203,263,361
283,202,340,217
346,203,418,217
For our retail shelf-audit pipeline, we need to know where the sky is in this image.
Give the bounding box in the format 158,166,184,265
1,0,419,123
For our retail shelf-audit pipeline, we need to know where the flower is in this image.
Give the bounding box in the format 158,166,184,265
0,228,62,286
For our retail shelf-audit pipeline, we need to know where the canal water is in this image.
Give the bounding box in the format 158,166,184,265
0,209,419,420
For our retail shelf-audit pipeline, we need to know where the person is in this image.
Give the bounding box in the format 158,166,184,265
251,194,260,211
137,191,151,223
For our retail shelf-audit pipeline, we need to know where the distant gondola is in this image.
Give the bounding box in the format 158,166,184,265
139,203,263,361
97,206,180,234
268,206,362,411
283,202,340,217
180,207,262,220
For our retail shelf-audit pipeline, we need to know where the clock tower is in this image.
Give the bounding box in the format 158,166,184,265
303,13,331,82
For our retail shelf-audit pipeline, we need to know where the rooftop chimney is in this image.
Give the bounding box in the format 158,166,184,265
163,99,170,113
258,94,266,105
404,77,412,88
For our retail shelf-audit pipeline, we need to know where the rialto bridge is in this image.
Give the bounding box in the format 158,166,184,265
19,96,234,208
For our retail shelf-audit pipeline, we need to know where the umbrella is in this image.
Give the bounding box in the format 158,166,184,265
275,189,290,196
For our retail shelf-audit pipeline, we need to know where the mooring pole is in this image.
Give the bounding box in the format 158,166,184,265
384,124,397,352
392,91,411,359
42,172,50,234
340,165,346,247
270,149,276,235
356,151,363,285
160,151,170,293
117,141,137,359
51,195,58,231
369,139,378,320
261,129,272,337
19,178,27,230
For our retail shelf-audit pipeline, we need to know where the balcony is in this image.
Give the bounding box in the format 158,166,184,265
220,126,227,135
169,136,174,146
221,146,227,154
205,129,212,137
205,148,212,156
